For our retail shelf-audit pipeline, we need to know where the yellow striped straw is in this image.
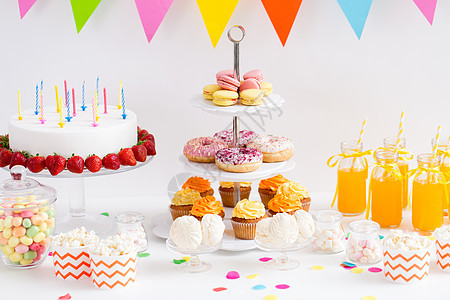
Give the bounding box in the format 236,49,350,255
118,81,123,109
432,126,441,157
395,111,405,151
55,85,60,113
18,90,22,120
357,118,367,145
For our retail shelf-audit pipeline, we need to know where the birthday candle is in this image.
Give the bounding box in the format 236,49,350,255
91,97,98,127
66,90,72,122
96,76,99,106
58,97,64,128
94,91,99,121
39,81,45,124
64,80,68,106
35,84,39,115
55,85,60,113
118,81,122,109
72,88,76,117
103,87,107,114
17,90,22,120
121,87,127,119
81,81,86,111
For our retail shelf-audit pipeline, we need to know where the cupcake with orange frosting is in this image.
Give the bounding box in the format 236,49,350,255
258,174,290,208
231,199,267,240
218,181,252,207
182,176,214,197
190,196,225,221
268,193,303,217
276,181,311,212
169,188,202,220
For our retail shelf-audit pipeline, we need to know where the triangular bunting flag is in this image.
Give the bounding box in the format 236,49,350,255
196,0,239,48
337,0,373,39
261,0,303,46
413,0,437,25
135,0,174,43
18,0,37,19
70,0,102,33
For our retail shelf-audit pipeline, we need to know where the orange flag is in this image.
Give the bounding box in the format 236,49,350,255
261,0,303,46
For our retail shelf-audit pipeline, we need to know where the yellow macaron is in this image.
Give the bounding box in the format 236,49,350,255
203,84,222,100
261,82,273,96
213,90,238,106
239,89,264,106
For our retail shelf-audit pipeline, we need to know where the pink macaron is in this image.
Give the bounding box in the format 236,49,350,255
216,70,234,80
239,78,261,92
243,69,264,82
217,75,240,92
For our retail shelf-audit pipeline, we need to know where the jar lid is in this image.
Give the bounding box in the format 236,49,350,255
0,166,57,210
312,210,342,223
114,212,145,224
349,220,380,234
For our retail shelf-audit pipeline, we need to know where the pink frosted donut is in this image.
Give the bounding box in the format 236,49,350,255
247,135,294,163
215,148,263,173
184,137,227,163
213,129,259,148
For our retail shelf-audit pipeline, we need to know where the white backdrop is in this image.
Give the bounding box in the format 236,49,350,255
1,0,450,202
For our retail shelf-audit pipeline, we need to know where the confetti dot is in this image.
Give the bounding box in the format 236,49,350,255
246,274,259,279
368,267,382,273
58,294,72,300
342,261,356,267
226,271,240,280
173,259,186,264
182,256,191,262
137,252,150,258
213,287,227,292
379,235,384,240
342,265,357,270
100,212,109,217
312,265,324,270
275,284,290,289
362,296,376,300
252,285,266,290
259,257,273,262
48,252,53,256
428,236,436,241
351,268,364,274
264,295,278,300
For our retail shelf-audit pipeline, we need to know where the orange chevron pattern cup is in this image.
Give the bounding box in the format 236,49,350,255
436,238,450,272
52,246,91,280
90,253,137,289
383,247,432,283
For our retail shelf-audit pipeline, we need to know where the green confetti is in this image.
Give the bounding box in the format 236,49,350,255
138,252,150,258
379,235,384,240
173,259,186,265
346,232,350,238
100,212,109,217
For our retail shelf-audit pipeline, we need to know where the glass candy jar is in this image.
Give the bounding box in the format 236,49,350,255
346,220,382,264
0,166,57,269
311,210,345,253
115,212,148,252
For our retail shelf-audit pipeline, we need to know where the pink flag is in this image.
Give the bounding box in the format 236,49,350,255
18,0,37,19
413,0,438,25
135,0,174,43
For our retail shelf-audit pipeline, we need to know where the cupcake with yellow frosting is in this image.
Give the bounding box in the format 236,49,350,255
231,199,267,240
276,182,311,212
182,176,214,197
268,193,303,217
218,182,252,207
169,188,202,220
190,196,225,221
258,174,290,208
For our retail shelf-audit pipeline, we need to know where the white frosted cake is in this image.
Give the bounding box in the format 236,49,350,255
9,105,137,158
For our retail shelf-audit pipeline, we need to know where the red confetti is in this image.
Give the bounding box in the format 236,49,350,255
226,271,240,280
48,252,53,256
259,257,273,262
275,284,290,289
58,294,72,300
213,287,227,292
342,265,357,269
368,267,382,273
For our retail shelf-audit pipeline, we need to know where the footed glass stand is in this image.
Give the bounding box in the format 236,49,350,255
4,158,152,237
255,238,309,271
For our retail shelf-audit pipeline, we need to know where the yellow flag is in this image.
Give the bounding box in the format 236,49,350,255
196,0,239,48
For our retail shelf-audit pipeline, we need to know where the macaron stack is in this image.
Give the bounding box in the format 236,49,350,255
202,69,273,107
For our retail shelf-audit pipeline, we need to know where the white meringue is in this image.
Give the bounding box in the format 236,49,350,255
269,213,298,247
255,218,272,244
201,214,225,246
169,216,202,250
293,210,315,243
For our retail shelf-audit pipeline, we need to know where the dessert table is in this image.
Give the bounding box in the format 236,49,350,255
0,192,448,300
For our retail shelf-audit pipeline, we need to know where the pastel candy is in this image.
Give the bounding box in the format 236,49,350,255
12,226,26,237
1,245,14,256
4,216,13,228
37,212,48,221
20,259,33,265
36,245,46,255
20,210,34,218
22,218,32,228
20,236,33,246
13,205,25,214
9,252,23,263
0,219,4,231
15,244,29,254
29,243,40,251
26,226,39,238
39,222,47,232
8,236,20,248
23,250,37,260
12,217,22,227
46,209,55,218
0,234,8,245
3,228,12,239
4,211,13,217
33,232,45,243
31,215,44,226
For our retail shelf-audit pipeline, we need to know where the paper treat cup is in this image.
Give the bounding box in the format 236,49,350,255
90,253,137,289
231,220,257,240
52,245,91,280
436,239,450,272
383,247,431,283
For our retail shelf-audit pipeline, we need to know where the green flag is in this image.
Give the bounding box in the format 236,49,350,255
70,0,102,33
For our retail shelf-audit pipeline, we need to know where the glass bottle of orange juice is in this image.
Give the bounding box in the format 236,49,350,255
336,141,368,216
370,149,402,228
432,137,450,215
383,137,411,209
411,154,445,232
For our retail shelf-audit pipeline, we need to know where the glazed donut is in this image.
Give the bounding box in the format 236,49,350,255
213,129,258,148
247,135,294,163
183,137,227,163
215,148,263,173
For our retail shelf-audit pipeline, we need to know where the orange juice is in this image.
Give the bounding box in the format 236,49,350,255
337,168,367,215
440,164,450,213
412,181,444,232
398,163,409,209
371,177,402,228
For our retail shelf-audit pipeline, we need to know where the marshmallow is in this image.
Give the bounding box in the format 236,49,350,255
312,227,345,253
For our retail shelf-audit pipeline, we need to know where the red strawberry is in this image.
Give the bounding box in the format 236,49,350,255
10,152,27,169
27,155,46,173
102,153,120,170
45,154,66,176
118,148,137,166
139,133,155,144
142,140,156,156
138,129,148,139
137,126,141,132
131,144,147,162
85,155,102,173
67,155,84,174
0,149,12,167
